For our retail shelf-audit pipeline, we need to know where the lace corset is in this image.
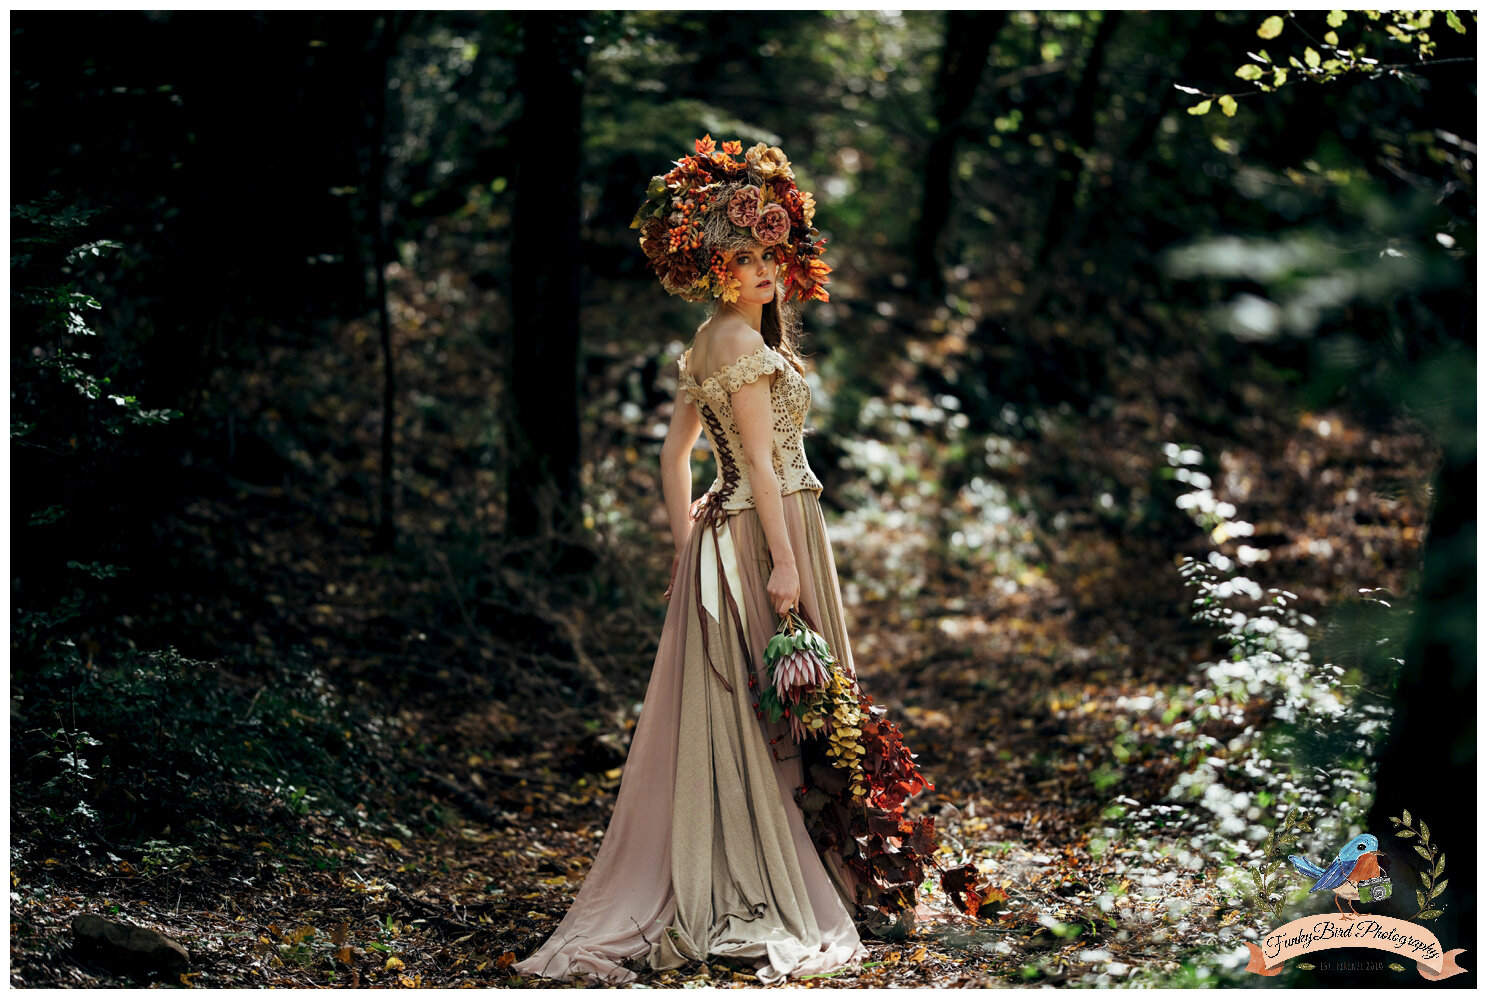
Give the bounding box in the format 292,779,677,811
678,343,824,514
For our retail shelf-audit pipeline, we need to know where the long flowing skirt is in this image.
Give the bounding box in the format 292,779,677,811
514,488,869,984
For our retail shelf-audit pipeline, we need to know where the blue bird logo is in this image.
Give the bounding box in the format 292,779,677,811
1288,833,1391,919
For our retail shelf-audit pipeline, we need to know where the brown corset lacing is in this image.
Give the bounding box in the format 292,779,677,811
690,401,755,693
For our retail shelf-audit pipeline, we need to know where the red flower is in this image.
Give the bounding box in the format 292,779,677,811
639,218,667,262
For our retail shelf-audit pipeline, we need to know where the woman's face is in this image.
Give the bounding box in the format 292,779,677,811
728,244,779,307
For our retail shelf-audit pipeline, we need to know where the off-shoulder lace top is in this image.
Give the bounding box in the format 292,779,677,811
678,343,824,514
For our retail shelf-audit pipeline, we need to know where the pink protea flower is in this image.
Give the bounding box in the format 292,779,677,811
773,647,831,705
727,185,762,227
752,203,791,245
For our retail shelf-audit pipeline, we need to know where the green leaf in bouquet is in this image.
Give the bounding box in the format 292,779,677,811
758,686,785,724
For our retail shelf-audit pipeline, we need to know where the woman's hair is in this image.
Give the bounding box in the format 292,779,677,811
760,298,807,375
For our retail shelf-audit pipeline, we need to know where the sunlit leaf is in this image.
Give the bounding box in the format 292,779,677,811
1219,95,1238,117
1257,16,1285,39
1187,100,1213,116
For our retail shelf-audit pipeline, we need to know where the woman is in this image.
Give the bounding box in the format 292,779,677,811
515,137,929,985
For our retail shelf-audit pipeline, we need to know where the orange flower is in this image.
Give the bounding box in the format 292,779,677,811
802,256,833,302
804,254,832,285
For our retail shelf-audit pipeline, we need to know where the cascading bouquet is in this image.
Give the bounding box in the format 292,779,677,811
754,609,868,799
750,607,999,929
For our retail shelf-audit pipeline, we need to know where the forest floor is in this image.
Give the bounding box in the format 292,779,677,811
9,273,1439,988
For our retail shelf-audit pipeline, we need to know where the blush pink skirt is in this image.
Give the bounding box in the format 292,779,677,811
514,488,868,984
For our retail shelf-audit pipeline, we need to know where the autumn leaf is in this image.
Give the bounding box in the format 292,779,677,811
941,863,989,918
694,134,716,155
496,952,517,969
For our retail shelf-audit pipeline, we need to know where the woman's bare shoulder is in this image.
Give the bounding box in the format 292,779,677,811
691,316,766,373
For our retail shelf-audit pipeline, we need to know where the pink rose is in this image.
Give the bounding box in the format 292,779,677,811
727,185,761,227
751,203,791,245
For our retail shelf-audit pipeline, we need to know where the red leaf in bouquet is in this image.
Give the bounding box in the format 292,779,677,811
907,816,936,857
795,685,944,928
867,808,913,839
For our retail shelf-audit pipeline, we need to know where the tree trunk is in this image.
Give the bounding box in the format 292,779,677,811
1361,404,1476,985
1029,11,1118,282
912,11,1004,298
369,15,400,554
505,13,588,554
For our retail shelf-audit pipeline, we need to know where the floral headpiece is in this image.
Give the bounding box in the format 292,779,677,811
631,135,831,304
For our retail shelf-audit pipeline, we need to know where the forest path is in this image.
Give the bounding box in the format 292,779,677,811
10,395,1433,988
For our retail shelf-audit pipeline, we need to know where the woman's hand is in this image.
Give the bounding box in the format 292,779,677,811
767,560,800,617
663,549,681,602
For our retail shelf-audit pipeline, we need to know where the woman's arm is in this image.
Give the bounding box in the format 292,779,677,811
731,370,800,614
660,387,703,555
